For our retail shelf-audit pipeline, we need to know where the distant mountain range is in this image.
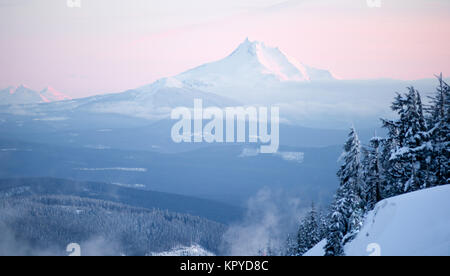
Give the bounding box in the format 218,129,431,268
0,85,71,105
0,39,444,128
1,38,334,106
0,38,335,109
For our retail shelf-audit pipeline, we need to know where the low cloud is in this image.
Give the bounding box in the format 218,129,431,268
222,188,306,256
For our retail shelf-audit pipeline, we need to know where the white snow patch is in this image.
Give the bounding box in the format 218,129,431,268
84,145,111,150
74,167,147,172
111,183,146,189
239,148,304,163
305,185,450,256
97,129,112,132
0,148,32,152
275,152,304,163
239,148,260,158
0,148,17,152
33,117,68,121
149,244,214,256
303,239,327,257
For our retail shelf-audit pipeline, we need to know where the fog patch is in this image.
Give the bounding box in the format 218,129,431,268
222,188,306,256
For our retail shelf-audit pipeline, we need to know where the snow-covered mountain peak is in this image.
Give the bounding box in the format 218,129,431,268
0,85,71,105
40,86,72,102
14,84,33,92
228,38,267,58
224,39,307,81
172,38,335,91
10,85,38,96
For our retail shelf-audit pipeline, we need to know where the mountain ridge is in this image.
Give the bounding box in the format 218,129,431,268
0,85,71,105
0,177,244,224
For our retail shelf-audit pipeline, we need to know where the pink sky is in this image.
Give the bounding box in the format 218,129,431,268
0,0,449,98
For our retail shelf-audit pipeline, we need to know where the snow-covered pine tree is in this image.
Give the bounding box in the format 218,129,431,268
303,202,320,249
324,188,348,256
294,202,322,255
426,75,450,186
285,234,299,256
337,127,365,241
362,136,384,211
378,123,401,198
317,208,330,241
324,128,364,255
414,91,433,189
296,219,307,255
382,87,431,193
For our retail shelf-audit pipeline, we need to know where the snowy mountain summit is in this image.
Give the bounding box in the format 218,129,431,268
39,86,72,102
143,38,335,94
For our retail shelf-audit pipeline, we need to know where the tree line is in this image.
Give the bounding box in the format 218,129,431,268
0,195,226,255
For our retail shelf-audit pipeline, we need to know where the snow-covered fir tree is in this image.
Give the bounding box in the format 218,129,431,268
382,87,431,193
426,75,450,186
303,202,320,249
362,136,384,211
378,136,400,198
338,127,365,241
324,128,364,255
317,209,330,241
287,202,327,256
296,202,320,255
324,188,348,256
285,234,299,256
295,222,308,256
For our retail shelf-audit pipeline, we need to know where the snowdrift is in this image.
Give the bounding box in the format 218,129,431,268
305,185,450,256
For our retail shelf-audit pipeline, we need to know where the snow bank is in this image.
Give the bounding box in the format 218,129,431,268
305,185,450,256
149,245,215,256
